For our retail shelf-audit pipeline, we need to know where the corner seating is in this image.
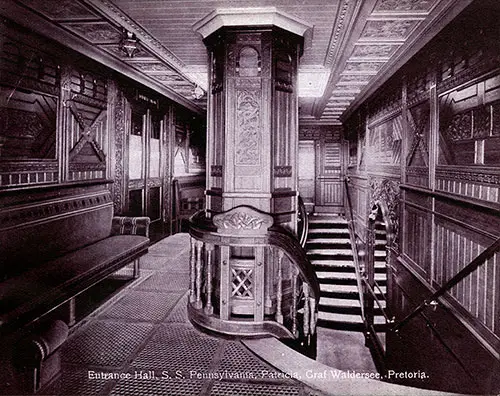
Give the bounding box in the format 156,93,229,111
0,185,151,335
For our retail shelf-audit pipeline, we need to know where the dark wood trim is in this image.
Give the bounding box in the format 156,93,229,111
401,184,500,215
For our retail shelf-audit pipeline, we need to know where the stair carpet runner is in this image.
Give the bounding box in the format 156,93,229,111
306,214,387,332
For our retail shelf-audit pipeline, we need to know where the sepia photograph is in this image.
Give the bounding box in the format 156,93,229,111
0,0,499,395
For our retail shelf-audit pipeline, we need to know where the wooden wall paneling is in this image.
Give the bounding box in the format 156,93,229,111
402,201,430,279
60,65,72,183
389,257,500,394
163,104,173,232
112,85,127,214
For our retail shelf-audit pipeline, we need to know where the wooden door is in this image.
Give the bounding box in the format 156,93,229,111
315,140,344,213
127,102,167,239
298,141,316,213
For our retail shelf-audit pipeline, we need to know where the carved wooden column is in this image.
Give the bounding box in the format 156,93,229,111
194,8,310,221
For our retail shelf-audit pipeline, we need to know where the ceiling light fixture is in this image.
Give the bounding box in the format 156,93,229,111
121,29,138,58
193,85,205,99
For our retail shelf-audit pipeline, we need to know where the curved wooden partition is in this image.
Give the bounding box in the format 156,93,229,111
188,206,319,343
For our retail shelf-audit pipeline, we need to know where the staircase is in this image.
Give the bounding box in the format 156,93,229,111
305,214,387,332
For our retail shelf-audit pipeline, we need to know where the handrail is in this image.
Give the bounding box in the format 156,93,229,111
189,210,320,304
393,236,500,332
188,208,320,341
297,195,309,248
268,224,321,303
343,177,366,323
364,279,393,324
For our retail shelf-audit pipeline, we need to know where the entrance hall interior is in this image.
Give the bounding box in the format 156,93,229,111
0,0,499,395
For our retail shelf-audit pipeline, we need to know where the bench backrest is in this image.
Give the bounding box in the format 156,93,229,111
0,184,113,280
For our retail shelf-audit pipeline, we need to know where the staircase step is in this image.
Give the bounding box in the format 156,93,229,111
310,259,354,267
306,242,352,250
307,248,353,255
320,287,385,300
317,276,358,286
320,283,359,293
315,267,356,276
374,273,387,282
318,303,386,316
318,311,363,324
317,319,365,332
306,238,351,244
319,304,363,315
320,297,361,307
309,216,347,224
307,227,349,234
320,290,360,300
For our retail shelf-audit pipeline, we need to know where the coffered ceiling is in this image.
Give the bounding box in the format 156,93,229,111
2,0,473,123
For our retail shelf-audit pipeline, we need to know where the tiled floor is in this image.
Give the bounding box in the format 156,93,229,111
38,233,324,396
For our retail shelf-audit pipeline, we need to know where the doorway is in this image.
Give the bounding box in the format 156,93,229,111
298,141,315,213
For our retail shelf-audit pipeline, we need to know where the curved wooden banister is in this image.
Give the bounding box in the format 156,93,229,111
297,195,309,248
268,225,320,304
187,207,320,342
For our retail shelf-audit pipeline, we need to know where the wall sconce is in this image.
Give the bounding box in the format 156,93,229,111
121,30,138,58
193,85,205,99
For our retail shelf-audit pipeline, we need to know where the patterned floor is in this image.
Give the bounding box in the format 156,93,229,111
39,233,325,396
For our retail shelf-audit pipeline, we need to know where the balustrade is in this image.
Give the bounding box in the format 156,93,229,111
187,206,319,342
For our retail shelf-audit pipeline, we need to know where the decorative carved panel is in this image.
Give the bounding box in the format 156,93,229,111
368,115,402,165
370,178,401,248
213,206,273,234
274,166,292,178
211,165,222,177
235,88,261,165
338,74,372,84
374,0,435,12
351,44,400,59
62,22,121,44
361,20,419,40
17,0,97,20
407,101,430,171
439,74,500,167
344,62,384,73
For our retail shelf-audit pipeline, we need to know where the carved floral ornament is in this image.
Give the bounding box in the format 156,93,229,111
213,206,273,234
369,178,401,246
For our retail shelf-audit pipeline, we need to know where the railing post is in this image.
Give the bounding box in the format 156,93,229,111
276,249,284,324
255,246,265,322
309,294,317,335
194,240,204,310
204,243,214,315
220,245,230,320
303,282,310,342
292,267,298,337
189,237,196,304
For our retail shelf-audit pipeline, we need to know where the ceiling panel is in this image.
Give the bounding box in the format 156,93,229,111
4,0,474,123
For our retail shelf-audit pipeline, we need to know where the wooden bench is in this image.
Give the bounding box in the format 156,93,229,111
0,183,150,333
0,183,150,391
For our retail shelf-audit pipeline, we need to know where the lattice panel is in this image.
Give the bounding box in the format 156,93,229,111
60,320,153,367
231,269,254,298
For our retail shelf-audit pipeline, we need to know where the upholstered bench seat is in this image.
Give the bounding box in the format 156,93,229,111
0,235,149,334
